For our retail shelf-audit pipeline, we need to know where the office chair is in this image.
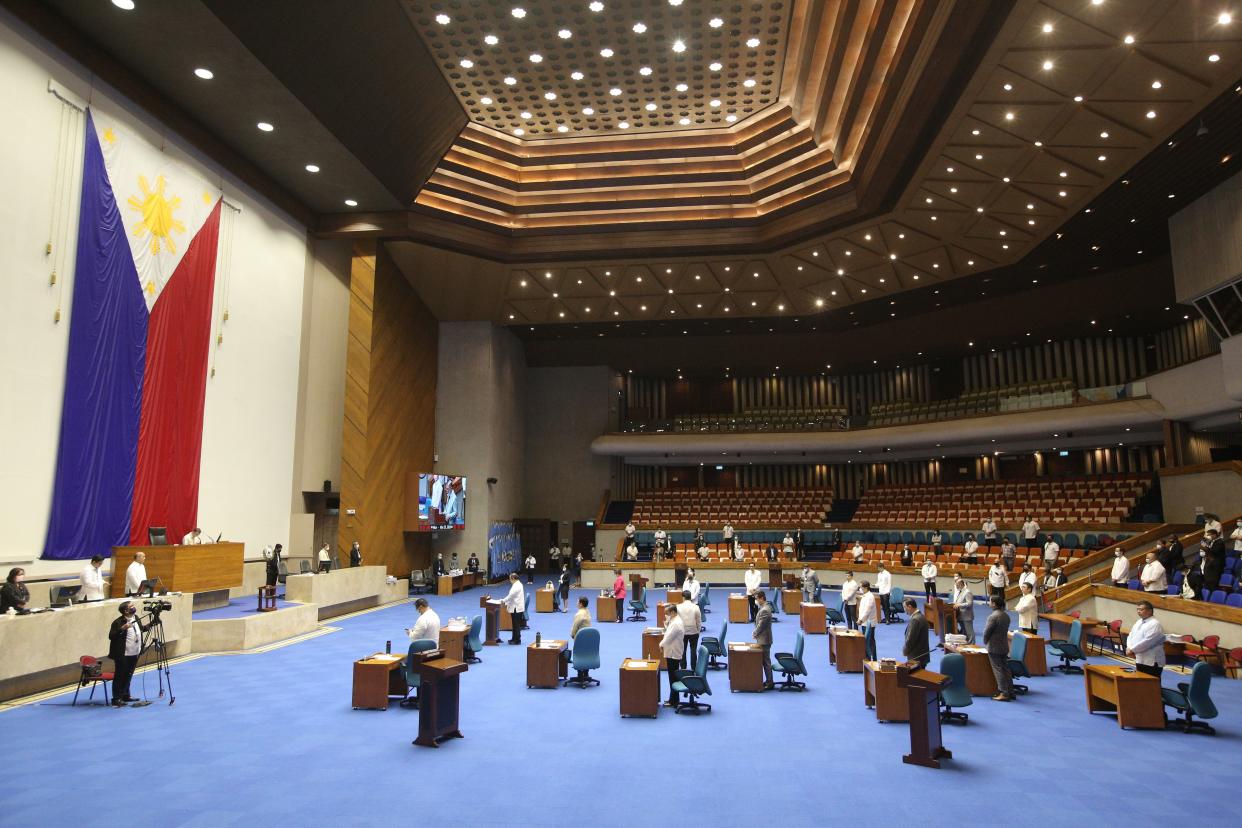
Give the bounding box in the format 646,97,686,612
400,639,438,708
464,614,483,664
774,630,808,691
696,584,710,615
1162,662,1218,734
565,628,601,688
627,591,649,622
409,569,427,594
49,585,81,607
888,586,905,622
299,560,312,574
672,645,713,714
1006,633,1031,695
1047,619,1087,674
938,653,973,724
148,527,168,545
701,620,728,669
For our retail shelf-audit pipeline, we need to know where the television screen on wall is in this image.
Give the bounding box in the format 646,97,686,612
415,474,466,531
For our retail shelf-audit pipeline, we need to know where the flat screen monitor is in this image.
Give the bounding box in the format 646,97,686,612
415,473,466,531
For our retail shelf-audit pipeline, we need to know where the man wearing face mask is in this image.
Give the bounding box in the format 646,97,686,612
1139,551,1166,595
1109,548,1130,588
108,601,144,705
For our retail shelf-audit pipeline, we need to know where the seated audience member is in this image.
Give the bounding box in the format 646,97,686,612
1139,551,1166,595
1,568,30,614
697,542,712,561
406,597,441,646
983,596,1014,702
1015,582,1038,633
962,533,980,564
1109,548,1130,588
125,552,148,595
1125,600,1165,677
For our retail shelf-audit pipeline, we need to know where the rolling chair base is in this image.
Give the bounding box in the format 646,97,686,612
1165,715,1215,735
627,614,647,622
564,671,600,689
940,710,969,724
1050,663,1084,674
675,698,712,715
704,656,727,670
776,676,807,691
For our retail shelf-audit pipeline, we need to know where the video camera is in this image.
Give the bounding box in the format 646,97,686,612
144,599,173,615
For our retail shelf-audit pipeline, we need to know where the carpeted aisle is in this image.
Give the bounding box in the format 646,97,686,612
3,585,1238,827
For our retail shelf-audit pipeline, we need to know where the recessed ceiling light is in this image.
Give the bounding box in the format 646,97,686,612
600,48,614,58
344,199,357,207
743,78,756,88
709,99,721,107
672,39,686,52
1005,111,1015,120
679,117,691,125
640,66,653,76
558,28,572,39
460,58,474,68
520,111,532,119
1100,131,1109,138
582,106,595,115
1058,190,1067,197
1209,53,1221,63
971,128,980,136
725,114,737,122
1124,34,1135,44
504,76,517,85
484,34,499,45
111,0,135,9
609,87,623,96
557,124,569,133
435,13,451,25
514,128,525,136
1151,80,1162,89
194,67,214,80
1042,22,1053,33
1059,170,1068,177
975,153,983,160
257,121,274,132
708,61,722,71
675,83,689,92
976,206,984,213
645,102,657,111
1097,154,1107,161
668,0,683,6
1034,141,1043,147
1042,59,1054,70
746,37,760,48
1003,83,1013,91
709,17,723,28
544,91,557,100
589,1,604,11
950,187,957,193
528,53,542,63
633,22,647,34
1219,12,1232,24
480,97,493,105
571,71,585,82
1146,110,1156,118
618,121,630,129
305,164,320,173
511,7,526,19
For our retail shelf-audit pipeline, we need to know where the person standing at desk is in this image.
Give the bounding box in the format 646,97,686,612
263,544,283,588
1139,551,1166,595
349,541,362,568
1015,582,1038,634
921,557,938,599
951,575,975,644
677,590,702,672
107,601,143,706
744,563,762,621
611,569,626,623
1,568,30,614
467,553,480,575
500,573,526,645
983,597,1014,702
987,559,1008,603
434,553,447,577
902,598,931,670
524,553,536,584
876,564,893,623
683,569,701,605
80,555,106,601
558,564,571,612
841,571,861,630
660,603,686,707
181,527,203,545
1125,600,1166,678
125,553,148,596
753,591,775,691
800,565,819,604
406,598,441,646
1109,548,1130,588
856,581,879,662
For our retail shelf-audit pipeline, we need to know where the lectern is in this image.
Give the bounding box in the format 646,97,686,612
768,565,783,589
479,597,501,646
896,665,952,769
412,653,468,748
925,597,956,641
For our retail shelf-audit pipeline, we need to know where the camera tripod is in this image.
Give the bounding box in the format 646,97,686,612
136,610,175,706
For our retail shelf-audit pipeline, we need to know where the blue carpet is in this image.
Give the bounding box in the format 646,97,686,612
4,587,1238,827
190,596,295,618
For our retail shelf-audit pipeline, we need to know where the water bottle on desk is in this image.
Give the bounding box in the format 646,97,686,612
535,631,542,647
385,640,391,654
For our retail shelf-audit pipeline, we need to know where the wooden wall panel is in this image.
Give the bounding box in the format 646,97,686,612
339,242,438,575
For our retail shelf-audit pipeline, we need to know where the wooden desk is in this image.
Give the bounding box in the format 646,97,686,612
437,573,465,596
666,589,684,604
729,594,750,623
925,598,955,640
800,602,827,634
413,657,468,748
1083,665,1164,729
536,588,555,613
596,594,619,623
642,627,663,661
728,643,766,692
440,624,469,663
656,602,673,628
352,653,406,710
1010,631,1048,676
620,658,661,717
864,661,911,722
1041,612,1102,642
526,640,569,689
110,542,244,597
781,589,802,615
829,627,866,673
951,646,998,696
768,565,783,589
479,598,501,646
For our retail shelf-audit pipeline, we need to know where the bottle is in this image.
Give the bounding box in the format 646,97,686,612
385,640,391,654
535,631,542,647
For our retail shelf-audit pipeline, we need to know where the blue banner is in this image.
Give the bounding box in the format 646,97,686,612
488,521,520,578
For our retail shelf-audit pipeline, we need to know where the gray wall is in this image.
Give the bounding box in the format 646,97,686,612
1160,467,1242,524
1170,171,1242,303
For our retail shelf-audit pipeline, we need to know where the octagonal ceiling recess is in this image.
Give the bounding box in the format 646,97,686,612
406,0,789,138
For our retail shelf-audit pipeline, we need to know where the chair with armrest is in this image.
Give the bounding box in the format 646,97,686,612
671,645,712,714
147,527,168,545
1161,662,1218,734
299,560,311,574
71,656,114,706
410,569,428,594
825,593,847,627
1047,619,1086,674
400,639,438,708
888,586,906,622
774,630,808,691
566,627,601,688
627,591,649,622
464,614,483,664
700,620,728,669
938,653,972,724
1006,633,1031,695
696,584,710,615
1183,635,1222,668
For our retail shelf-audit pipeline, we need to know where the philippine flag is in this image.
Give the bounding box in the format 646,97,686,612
42,109,222,560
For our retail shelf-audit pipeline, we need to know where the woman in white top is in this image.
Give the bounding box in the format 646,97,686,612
782,534,795,559
962,534,980,564
625,542,639,561
1014,582,1038,633
1109,548,1130,587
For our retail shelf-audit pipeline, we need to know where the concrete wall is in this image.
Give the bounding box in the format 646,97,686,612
1159,468,1242,523
1170,169,1242,303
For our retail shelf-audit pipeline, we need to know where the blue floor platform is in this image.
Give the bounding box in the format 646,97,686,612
4,586,1238,827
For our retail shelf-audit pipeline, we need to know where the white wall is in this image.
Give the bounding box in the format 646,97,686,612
0,13,343,576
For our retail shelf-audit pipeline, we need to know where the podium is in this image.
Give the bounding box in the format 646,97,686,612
110,542,244,609
925,597,956,641
412,654,468,748
479,597,501,646
768,565,783,589
896,666,952,768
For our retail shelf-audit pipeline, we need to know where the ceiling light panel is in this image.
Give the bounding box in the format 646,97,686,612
407,0,789,138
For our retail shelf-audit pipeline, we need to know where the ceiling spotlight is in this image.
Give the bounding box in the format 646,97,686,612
709,17,723,28
640,66,653,76
111,0,135,9
1123,34,1135,44
480,96,493,105
709,99,721,107
725,114,737,122
815,299,824,307
679,117,691,125
1209,53,1221,62
972,128,980,135
435,13,451,24
618,121,630,129
672,39,686,52
633,22,647,34
582,106,595,115
669,0,683,6
571,71,584,80
1005,111,1014,121
645,102,657,111
600,48,614,58
1074,95,1084,102
1100,131,1109,138
1042,59,1054,70
746,37,760,48
514,128,525,136
1151,80,1162,89
1042,22,1053,33
528,53,542,63
344,199,358,207
484,34,499,45
1098,154,1107,161
1219,12,1233,24
1003,83,1013,91
709,61,722,71
743,78,756,88
544,91,557,100
676,83,689,92
520,111,532,119
511,7,526,19
460,58,474,68
558,28,572,39
589,1,604,11
504,76,517,85
305,164,319,173
257,121,274,132
194,67,214,80
1146,110,1156,118
557,125,569,133
609,87,623,96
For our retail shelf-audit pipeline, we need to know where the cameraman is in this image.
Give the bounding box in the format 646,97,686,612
108,601,143,706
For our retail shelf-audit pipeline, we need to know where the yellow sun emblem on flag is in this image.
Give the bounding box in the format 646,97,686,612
127,175,185,255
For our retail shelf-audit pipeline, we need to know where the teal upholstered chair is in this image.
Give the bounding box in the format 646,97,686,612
464,615,483,664
1162,662,1218,734
775,630,808,691
938,653,973,724
566,627,601,688
1006,633,1031,695
1047,619,1086,674
671,645,712,714
400,638,438,707
701,620,728,669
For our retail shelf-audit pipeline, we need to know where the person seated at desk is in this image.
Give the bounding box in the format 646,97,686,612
350,541,363,568
125,552,148,596
800,565,819,604
406,597,441,646
983,596,1014,702
181,527,203,545
851,541,865,564
1015,582,1038,634
1125,600,1166,678
80,555,106,601
951,575,975,644
660,602,686,707
1,568,30,614
683,569,701,604
962,534,980,565
902,598,931,670
467,552,480,574
611,569,626,623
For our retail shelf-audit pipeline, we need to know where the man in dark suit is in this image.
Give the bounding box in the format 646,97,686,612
1201,529,1227,592
1155,539,1180,577
902,598,931,670
983,597,1014,701
108,601,144,706
753,591,775,690
1165,534,1185,575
